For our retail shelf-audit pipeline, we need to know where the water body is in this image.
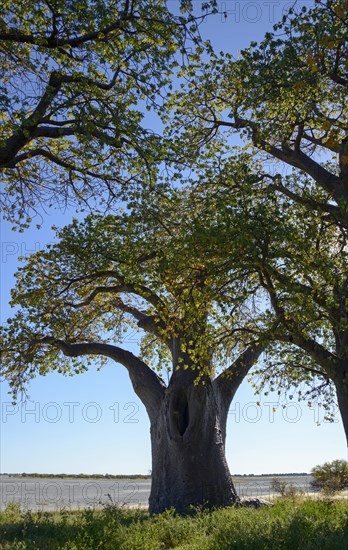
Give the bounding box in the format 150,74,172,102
0,475,315,511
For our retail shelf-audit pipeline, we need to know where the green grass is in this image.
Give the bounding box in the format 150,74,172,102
1,498,348,549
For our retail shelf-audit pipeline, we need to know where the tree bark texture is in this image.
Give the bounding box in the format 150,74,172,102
148,375,238,514
333,367,348,451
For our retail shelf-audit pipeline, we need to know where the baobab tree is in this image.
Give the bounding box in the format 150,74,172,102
0,189,266,513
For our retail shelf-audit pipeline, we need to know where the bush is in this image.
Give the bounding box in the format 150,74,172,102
271,478,288,496
310,459,348,494
271,478,302,498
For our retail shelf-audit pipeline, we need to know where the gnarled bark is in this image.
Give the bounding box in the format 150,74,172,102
149,376,237,514
147,346,264,514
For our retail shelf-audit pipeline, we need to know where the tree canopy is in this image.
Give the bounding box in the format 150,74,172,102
0,0,209,226
164,0,348,433
170,0,348,227
0,182,266,403
210,165,345,417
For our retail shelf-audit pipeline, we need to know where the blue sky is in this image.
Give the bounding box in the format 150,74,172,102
1,0,347,476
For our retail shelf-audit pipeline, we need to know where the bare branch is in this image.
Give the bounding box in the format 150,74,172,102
39,337,166,420
214,342,265,410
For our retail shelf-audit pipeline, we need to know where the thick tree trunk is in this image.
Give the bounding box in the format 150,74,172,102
148,376,238,514
333,367,348,451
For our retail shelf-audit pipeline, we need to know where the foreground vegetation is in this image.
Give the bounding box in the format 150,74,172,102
1,499,348,550
311,460,348,493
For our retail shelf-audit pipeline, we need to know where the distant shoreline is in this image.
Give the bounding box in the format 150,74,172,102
0,472,309,479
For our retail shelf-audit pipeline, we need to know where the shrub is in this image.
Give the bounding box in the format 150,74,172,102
271,478,289,497
310,459,348,494
271,478,302,498
2,502,22,519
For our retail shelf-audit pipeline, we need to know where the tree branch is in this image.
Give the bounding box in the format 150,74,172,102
264,175,342,221
261,261,337,320
2,148,77,170
274,145,343,201
214,342,265,412
59,69,123,91
64,285,165,337
275,332,340,379
215,117,343,202
59,273,166,312
39,337,166,420
0,10,133,48
65,285,136,309
258,269,341,377
0,71,63,166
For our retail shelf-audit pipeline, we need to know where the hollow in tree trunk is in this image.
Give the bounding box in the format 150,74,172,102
148,376,238,514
